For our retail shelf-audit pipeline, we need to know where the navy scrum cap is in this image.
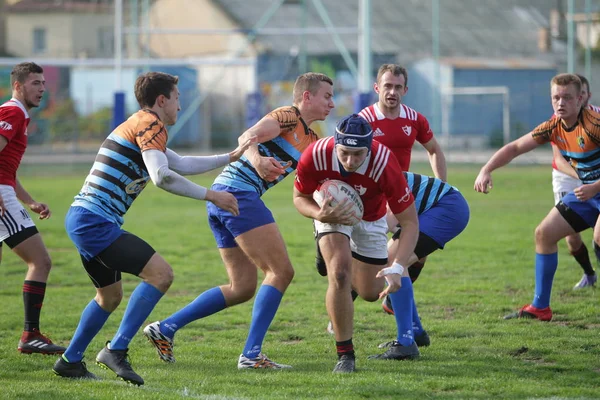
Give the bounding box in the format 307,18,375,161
334,114,373,150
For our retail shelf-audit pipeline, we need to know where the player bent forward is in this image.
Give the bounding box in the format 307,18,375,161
378,172,470,347
52,72,254,385
293,114,419,373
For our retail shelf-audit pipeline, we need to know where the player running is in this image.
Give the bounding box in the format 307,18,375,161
294,114,419,373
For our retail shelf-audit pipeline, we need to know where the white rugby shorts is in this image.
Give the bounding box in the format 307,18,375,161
0,184,36,242
314,215,388,261
552,169,581,205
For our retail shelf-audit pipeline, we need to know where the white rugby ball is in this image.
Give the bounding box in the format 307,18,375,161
313,179,364,225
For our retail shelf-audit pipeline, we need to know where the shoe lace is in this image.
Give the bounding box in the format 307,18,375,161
114,350,134,371
254,353,282,368
378,340,395,349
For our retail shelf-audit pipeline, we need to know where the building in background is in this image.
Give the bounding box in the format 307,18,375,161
2,0,599,150
5,0,114,58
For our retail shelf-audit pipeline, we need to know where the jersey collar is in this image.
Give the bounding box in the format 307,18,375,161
373,102,406,120
331,150,371,176
8,98,29,119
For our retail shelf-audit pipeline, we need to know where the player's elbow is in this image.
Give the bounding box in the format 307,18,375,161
152,165,174,189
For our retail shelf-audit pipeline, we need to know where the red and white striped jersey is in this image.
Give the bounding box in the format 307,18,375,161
0,98,30,187
359,103,433,172
587,103,600,113
295,136,414,221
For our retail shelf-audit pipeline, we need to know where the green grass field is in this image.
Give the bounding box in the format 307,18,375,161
1,163,598,399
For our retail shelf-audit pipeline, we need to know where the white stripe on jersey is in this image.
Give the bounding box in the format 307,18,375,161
369,145,390,182
588,104,600,113
369,145,384,180
401,104,417,121
359,107,375,123
364,103,418,121
313,137,332,171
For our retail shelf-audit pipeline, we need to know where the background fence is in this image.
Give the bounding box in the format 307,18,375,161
1,0,598,154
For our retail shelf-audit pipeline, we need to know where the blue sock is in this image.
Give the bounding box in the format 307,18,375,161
412,300,423,335
63,299,110,363
532,252,558,309
110,282,163,350
159,287,226,339
242,285,283,358
389,277,414,347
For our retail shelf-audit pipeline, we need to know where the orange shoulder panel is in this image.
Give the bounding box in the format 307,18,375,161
531,118,559,144
582,108,600,146
267,106,299,134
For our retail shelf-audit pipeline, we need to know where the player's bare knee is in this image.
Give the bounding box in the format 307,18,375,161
237,289,255,304
275,265,295,286
534,223,555,245
29,253,52,275
228,284,256,304
330,269,351,290
150,266,174,292
360,289,380,302
566,233,583,252
96,293,122,312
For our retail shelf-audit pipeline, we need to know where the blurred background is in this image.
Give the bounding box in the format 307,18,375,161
0,0,598,156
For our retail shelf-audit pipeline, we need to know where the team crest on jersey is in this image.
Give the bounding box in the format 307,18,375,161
125,177,150,195
0,120,12,131
398,187,411,203
402,126,412,136
354,185,367,195
577,136,585,149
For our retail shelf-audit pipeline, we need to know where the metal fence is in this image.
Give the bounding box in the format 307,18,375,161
1,0,597,153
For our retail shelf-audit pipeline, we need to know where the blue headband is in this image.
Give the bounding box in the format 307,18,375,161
334,114,373,150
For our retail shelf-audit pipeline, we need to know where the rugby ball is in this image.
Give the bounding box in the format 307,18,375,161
313,179,364,225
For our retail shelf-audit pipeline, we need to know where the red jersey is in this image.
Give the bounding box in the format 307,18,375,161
551,103,600,171
295,137,414,221
0,98,30,187
359,103,433,171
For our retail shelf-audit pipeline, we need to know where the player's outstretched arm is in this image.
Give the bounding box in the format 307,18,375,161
164,135,257,176
142,149,238,215
388,204,419,269
422,136,447,181
474,133,539,194
377,204,419,297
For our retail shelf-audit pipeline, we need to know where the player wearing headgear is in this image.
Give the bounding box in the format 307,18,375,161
293,114,420,373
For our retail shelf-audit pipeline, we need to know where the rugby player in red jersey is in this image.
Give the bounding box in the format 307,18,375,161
0,62,66,356
294,114,420,372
